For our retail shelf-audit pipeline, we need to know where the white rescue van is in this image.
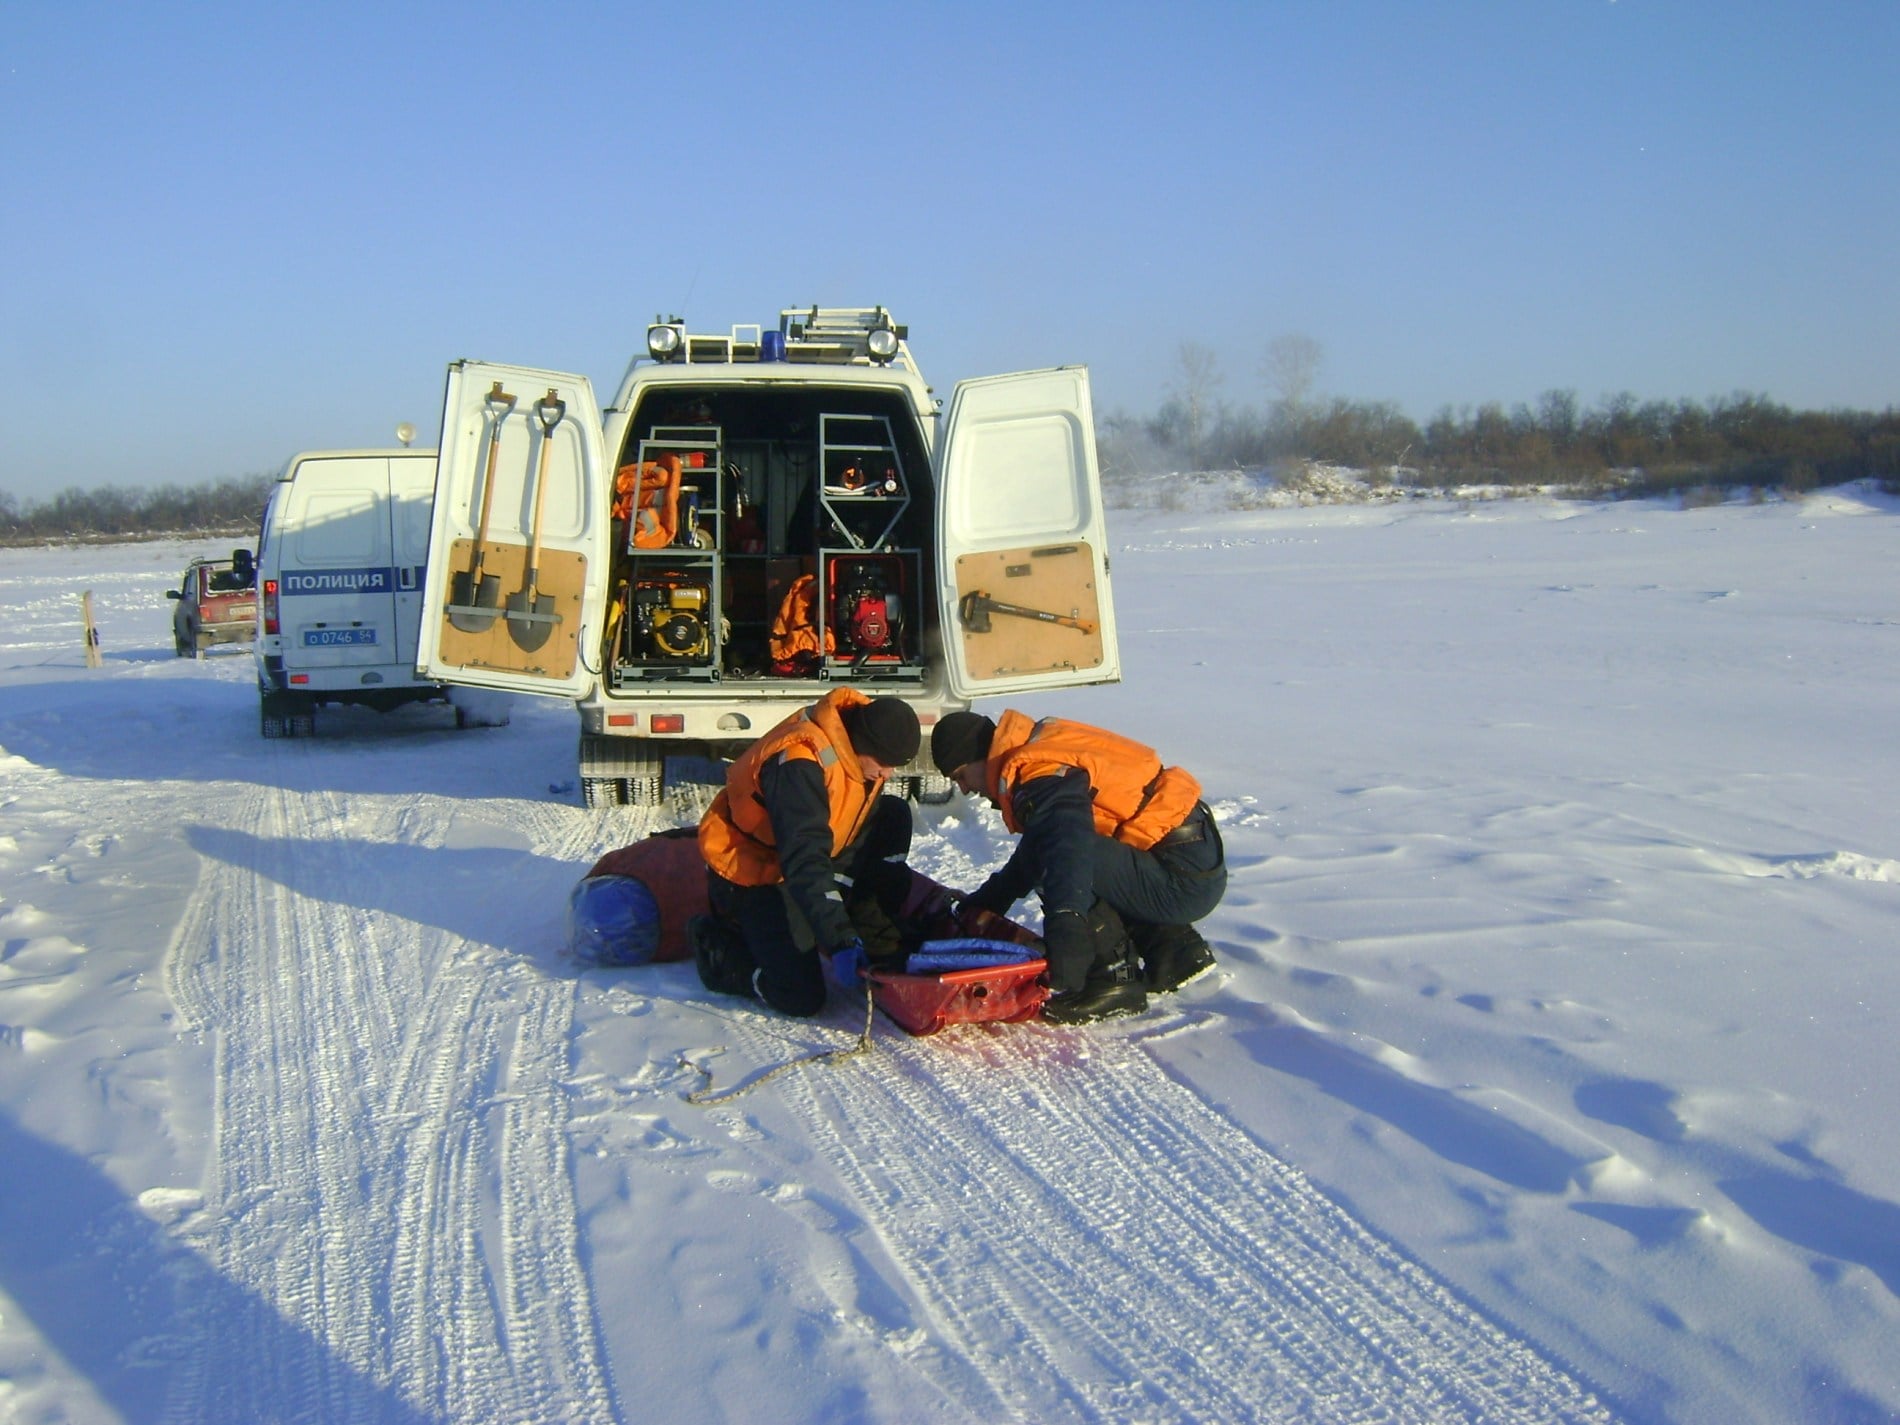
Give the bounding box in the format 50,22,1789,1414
253,448,460,737
416,306,1121,805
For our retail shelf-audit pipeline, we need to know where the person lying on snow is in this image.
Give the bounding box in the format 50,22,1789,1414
565,826,709,966
929,709,1226,1024
693,690,921,1017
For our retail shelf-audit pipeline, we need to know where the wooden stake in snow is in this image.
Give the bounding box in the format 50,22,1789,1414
81,590,102,668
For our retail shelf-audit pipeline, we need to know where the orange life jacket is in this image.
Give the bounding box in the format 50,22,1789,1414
768,573,834,669
984,709,1202,851
585,829,709,962
613,453,683,548
698,688,883,885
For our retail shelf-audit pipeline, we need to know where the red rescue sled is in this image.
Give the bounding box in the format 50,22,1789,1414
868,956,1049,1036
860,871,1050,1035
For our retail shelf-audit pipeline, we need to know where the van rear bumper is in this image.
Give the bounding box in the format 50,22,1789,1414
259,653,442,697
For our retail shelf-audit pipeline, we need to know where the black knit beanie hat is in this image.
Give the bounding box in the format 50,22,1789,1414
841,698,921,768
930,711,996,777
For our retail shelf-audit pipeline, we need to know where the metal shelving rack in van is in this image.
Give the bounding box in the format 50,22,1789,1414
611,425,725,684
814,413,924,682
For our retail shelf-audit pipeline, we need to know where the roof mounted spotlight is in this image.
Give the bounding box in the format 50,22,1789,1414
865,308,905,364
646,319,685,362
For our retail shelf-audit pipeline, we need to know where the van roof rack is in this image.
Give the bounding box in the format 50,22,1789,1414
639,306,913,371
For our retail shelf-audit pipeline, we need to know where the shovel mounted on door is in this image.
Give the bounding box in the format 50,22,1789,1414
447,381,518,632
959,591,1097,636
506,390,566,651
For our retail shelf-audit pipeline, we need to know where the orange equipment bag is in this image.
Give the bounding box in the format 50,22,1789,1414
615,451,706,549
768,572,832,674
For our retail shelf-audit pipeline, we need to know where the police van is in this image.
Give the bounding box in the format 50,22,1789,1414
415,306,1121,804
253,447,460,737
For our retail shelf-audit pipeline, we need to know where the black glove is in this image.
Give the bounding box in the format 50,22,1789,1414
964,877,1016,919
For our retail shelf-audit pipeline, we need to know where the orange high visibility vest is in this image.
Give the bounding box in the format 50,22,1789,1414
986,709,1202,851
698,688,883,885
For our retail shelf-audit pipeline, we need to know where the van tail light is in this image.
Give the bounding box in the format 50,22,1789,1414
263,578,280,635
198,602,216,622
649,713,686,734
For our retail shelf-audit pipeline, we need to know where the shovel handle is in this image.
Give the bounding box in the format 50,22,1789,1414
523,389,566,568
468,382,518,560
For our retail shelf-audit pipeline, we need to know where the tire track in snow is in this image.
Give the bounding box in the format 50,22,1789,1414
714,1009,1618,1424
160,756,616,1424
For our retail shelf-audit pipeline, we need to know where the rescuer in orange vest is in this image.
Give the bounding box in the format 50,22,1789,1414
930,709,1226,1023
694,690,921,1016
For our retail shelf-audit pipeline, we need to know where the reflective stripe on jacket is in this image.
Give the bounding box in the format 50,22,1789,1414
698,687,881,885
987,709,1202,851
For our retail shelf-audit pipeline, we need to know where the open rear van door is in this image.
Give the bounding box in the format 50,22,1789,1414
417,360,607,698
388,453,437,669
937,366,1121,700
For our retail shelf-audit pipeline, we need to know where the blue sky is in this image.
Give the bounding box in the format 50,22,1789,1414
3,1,1895,501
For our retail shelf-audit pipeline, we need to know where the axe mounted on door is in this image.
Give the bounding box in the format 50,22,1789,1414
958,591,1097,636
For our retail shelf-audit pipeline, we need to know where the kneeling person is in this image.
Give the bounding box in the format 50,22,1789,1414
695,690,920,1017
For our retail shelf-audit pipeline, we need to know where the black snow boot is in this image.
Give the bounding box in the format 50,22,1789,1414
690,914,758,998
1131,922,1217,993
1042,902,1147,1025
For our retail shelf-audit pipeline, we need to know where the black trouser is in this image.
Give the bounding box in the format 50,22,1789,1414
709,797,912,1018
1086,801,1227,928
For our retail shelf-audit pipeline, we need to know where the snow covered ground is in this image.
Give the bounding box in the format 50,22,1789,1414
1,488,1896,1424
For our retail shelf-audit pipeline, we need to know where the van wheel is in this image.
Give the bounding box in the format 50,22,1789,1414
261,692,310,739
905,772,955,805
451,704,510,731
578,734,666,809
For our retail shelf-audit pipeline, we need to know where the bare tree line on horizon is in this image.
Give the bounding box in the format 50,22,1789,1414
5,341,1897,540
0,473,275,544
1102,337,1900,501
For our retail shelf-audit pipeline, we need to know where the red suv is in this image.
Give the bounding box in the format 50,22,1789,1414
169,551,258,658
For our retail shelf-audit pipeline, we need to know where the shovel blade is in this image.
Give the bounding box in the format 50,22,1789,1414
506,583,557,651
448,570,504,633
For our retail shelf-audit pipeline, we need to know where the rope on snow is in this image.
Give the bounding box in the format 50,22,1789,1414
681,978,877,1106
